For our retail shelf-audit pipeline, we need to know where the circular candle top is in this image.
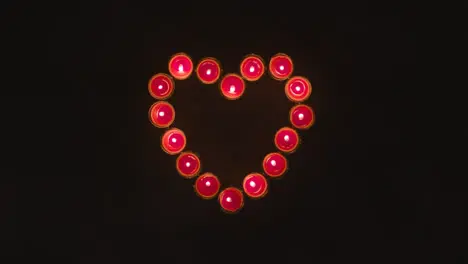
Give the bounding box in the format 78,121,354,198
240,54,265,81
161,128,186,155
148,101,175,128
176,152,201,178
242,173,268,198
219,74,245,100
148,73,174,100
219,187,244,213
269,53,293,80
262,153,288,178
274,127,299,153
195,172,220,199
196,57,221,84
285,76,312,102
290,104,315,129
168,53,193,80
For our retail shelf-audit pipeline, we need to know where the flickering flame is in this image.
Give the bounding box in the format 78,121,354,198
206,69,211,75
229,85,236,94
249,181,256,188
249,66,255,73
159,111,165,117
178,64,184,73
271,160,276,166
284,135,290,141
279,65,284,71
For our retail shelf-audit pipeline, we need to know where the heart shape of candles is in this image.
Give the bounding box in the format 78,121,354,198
148,53,315,213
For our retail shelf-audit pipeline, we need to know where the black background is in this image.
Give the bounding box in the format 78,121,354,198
1,1,463,263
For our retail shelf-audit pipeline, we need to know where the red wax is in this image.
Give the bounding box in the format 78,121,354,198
168,53,193,80
242,173,268,198
262,153,288,178
274,127,299,153
290,104,315,129
240,54,265,81
219,74,245,100
148,101,175,128
148,73,174,100
196,58,221,84
269,53,293,80
195,172,220,199
161,128,186,155
176,152,201,178
219,187,244,213
285,76,312,102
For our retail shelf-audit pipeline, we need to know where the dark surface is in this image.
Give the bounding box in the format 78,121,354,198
2,1,462,263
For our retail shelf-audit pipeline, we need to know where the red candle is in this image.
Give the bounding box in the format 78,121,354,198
148,73,174,100
219,187,244,213
284,76,312,102
196,58,221,84
289,104,315,129
148,101,175,128
168,53,193,80
161,128,186,155
240,54,265,81
274,127,299,153
242,173,268,198
194,173,220,199
219,74,245,100
269,53,293,80
176,152,201,178
262,153,288,178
